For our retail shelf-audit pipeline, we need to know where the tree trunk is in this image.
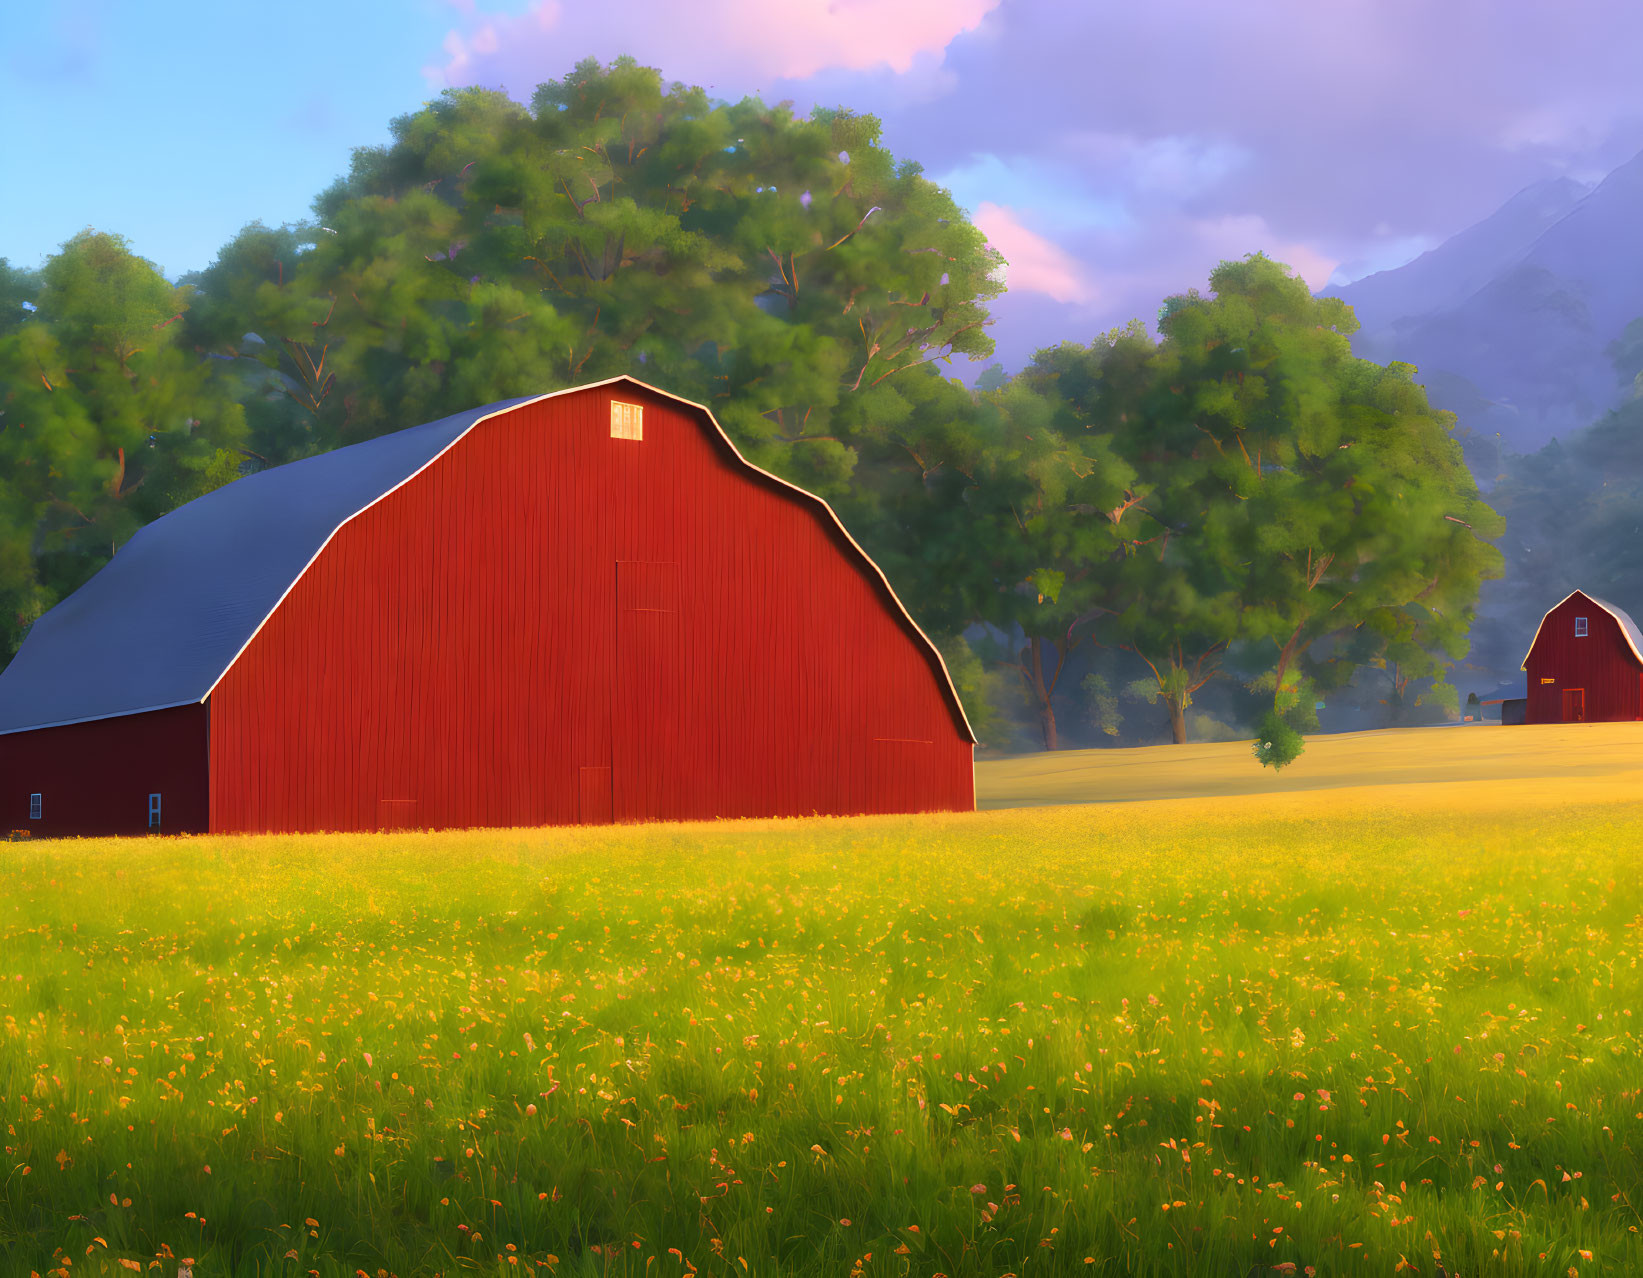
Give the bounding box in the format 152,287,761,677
1039,700,1059,751
1028,636,1059,750
1272,623,1306,705
1168,698,1187,744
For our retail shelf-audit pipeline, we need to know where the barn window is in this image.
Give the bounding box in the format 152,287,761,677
148,793,162,831
1575,616,1588,636
610,400,644,441
29,793,41,821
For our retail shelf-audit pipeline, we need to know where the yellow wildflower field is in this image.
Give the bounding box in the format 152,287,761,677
3,724,1642,1275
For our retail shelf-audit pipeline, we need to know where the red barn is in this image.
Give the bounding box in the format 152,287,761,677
0,377,975,837
1520,589,1643,723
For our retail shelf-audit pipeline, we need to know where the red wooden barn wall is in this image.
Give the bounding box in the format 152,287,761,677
208,384,974,833
1524,592,1643,724
0,704,209,837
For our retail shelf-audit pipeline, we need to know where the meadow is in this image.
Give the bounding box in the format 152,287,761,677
4,726,1643,1276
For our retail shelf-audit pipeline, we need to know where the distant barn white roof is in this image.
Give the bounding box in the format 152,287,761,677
0,378,974,740
1520,589,1643,670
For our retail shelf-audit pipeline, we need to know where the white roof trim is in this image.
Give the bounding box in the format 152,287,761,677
198,375,978,744
1519,588,1643,670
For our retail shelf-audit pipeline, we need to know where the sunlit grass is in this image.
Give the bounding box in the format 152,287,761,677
4,781,1643,1275
976,721,1643,809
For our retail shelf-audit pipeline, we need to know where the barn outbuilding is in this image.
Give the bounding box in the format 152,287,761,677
1520,589,1643,723
0,377,975,837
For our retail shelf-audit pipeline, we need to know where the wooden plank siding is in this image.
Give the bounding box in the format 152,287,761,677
1523,591,1643,724
0,703,209,837
207,384,974,833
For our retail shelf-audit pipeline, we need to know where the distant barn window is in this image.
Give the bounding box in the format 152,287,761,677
148,793,162,831
29,793,41,820
610,400,644,441
1575,616,1589,636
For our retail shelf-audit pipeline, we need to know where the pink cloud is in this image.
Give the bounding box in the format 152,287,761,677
971,202,1096,306
422,0,999,90
1186,215,1339,293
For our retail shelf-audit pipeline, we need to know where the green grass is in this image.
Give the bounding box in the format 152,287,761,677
5,778,1643,1276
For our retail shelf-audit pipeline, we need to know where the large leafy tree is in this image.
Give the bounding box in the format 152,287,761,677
1018,323,1246,743
1147,255,1505,731
180,56,1004,507
0,233,246,661
954,377,1146,749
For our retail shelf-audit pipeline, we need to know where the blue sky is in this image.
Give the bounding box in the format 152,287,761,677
5,0,1641,383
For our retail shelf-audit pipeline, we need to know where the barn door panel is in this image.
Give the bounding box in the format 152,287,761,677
1563,687,1586,722
613,561,684,822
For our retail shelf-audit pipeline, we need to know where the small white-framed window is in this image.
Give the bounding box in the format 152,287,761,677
29,793,41,821
148,793,162,831
610,400,644,441
1575,616,1588,637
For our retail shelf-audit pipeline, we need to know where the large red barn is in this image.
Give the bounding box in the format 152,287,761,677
1520,589,1643,723
0,378,975,837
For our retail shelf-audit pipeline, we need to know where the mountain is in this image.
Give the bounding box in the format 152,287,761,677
1323,150,1643,458
1322,176,1590,342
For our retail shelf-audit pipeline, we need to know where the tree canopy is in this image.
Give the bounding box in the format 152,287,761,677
0,62,1514,762
0,233,246,658
180,58,1003,505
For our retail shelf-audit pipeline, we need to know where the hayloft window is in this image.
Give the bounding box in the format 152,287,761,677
610,400,644,441
29,793,41,821
1575,616,1588,637
148,793,162,831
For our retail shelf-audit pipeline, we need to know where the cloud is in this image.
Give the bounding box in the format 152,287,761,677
423,0,1001,91
971,203,1096,306
1329,234,1442,288
1185,215,1339,293
1062,131,1251,200
930,153,1131,236
408,0,1643,386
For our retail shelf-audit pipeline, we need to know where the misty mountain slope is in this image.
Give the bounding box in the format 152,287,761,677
1456,378,1643,692
1322,150,1643,455
1322,176,1589,343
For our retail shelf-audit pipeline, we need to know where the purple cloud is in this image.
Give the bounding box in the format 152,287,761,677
419,0,1643,378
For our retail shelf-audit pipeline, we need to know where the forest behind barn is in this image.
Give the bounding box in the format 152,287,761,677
10,55,1632,757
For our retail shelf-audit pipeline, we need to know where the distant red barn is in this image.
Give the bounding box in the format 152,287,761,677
1520,589,1643,724
0,377,975,837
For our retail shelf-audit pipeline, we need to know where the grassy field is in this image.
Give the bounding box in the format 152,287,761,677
4,730,1643,1276
976,721,1643,808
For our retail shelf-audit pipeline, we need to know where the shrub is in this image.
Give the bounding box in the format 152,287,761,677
1252,708,1305,770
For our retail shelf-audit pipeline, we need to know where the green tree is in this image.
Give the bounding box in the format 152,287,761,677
181,58,1004,507
0,259,41,337
1017,321,1240,744
1079,672,1123,737
1147,255,1505,739
0,232,247,660
933,634,1012,750
956,377,1146,749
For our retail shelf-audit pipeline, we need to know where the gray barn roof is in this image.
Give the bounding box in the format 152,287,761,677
1585,596,1643,660
0,397,532,735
